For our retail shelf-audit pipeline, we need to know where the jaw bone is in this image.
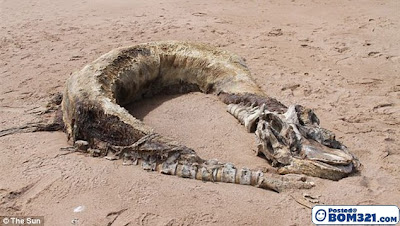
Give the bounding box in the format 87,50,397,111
227,103,360,180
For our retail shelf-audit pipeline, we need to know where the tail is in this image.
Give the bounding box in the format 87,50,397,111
0,119,63,137
0,93,64,138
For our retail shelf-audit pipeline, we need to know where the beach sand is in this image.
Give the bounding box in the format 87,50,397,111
0,0,399,225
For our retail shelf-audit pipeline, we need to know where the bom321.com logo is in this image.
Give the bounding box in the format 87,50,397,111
312,205,399,225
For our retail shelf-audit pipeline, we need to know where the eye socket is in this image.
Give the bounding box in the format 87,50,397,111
265,113,283,133
271,119,282,133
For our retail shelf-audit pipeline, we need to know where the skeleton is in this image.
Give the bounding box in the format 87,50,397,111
1,41,359,192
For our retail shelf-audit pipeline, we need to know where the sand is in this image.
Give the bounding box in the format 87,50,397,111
0,0,399,225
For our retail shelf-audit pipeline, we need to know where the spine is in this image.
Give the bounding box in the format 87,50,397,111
137,158,282,192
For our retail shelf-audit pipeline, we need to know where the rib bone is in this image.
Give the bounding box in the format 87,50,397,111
227,103,264,132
